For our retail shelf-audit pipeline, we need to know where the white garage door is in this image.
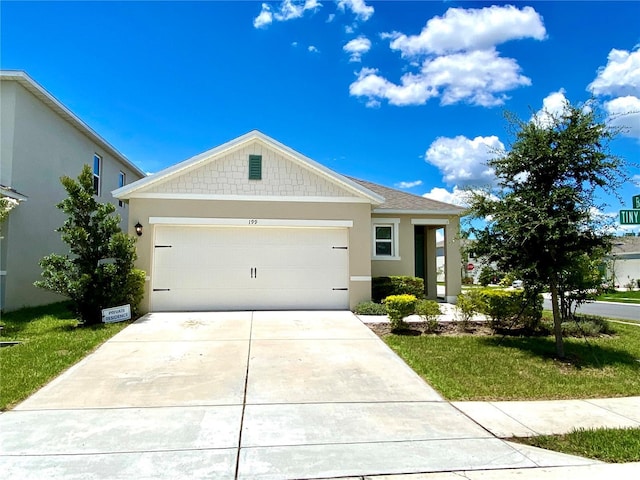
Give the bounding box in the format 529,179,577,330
151,226,349,311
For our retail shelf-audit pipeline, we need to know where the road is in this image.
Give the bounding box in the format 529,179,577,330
542,298,640,322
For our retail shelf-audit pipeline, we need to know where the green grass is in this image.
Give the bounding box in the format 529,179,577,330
384,322,640,401
0,302,129,411
513,427,640,463
596,290,640,304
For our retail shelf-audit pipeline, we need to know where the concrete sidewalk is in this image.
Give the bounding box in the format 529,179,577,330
455,397,640,438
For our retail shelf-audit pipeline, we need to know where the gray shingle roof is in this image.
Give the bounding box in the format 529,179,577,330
347,177,465,214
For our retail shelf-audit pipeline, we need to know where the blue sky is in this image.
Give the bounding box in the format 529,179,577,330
2,1,639,233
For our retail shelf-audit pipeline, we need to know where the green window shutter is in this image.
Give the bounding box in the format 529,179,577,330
248,155,262,180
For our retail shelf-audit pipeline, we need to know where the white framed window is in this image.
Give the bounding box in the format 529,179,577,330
372,218,400,260
118,171,126,207
93,154,102,196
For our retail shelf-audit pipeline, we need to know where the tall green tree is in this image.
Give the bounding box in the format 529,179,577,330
35,165,145,325
467,101,628,358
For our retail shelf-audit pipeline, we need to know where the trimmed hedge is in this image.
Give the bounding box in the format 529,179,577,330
383,294,418,331
353,301,388,315
457,288,543,333
372,276,425,303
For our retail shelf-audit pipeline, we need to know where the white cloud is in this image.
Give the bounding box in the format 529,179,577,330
423,186,472,207
604,95,640,139
308,45,319,53
337,0,374,22
588,47,640,97
350,5,543,108
343,35,371,62
350,49,531,107
389,5,546,57
531,89,568,127
395,180,423,189
253,3,273,28
425,135,503,186
253,0,322,28
327,13,335,22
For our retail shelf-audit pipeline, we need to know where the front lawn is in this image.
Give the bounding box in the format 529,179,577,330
0,302,130,410
383,322,640,401
512,427,640,463
596,290,640,304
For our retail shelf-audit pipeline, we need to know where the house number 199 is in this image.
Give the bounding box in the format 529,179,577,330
248,219,258,225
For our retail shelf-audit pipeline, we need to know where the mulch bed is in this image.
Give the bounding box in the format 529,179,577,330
365,321,493,337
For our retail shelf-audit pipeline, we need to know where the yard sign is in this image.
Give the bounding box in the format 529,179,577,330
102,304,131,323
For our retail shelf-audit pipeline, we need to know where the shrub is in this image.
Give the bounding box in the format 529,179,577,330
383,294,417,331
372,276,424,302
541,314,615,337
353,301,387,315
415,299,441,333
462,276,474,285
478,289,543,333
456,289,483,325
34,166,145,324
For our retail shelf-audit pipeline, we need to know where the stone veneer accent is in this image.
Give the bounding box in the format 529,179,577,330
143,142,352,197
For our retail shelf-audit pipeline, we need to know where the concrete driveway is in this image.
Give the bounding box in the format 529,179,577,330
1,311,594,479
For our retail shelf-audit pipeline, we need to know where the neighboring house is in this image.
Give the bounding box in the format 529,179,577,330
608,236,640,288
0,71,145,311
436,238,493,284
114,131,465,312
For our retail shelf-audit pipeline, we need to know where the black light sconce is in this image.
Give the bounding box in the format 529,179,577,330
135,222,143,237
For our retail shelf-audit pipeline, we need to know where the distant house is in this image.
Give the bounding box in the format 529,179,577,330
0,71,145,311
114,131,465,312
608,236,640,288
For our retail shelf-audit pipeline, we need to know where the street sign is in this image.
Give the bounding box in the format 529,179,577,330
619,210,640,225
102,304,131,323
466,263,475,271
634,195,640,209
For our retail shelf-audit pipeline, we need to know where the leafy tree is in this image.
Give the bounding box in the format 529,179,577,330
35,165,145,325
558,250,607,321
0,197,19,224
478,266,502,286
467,101,628,358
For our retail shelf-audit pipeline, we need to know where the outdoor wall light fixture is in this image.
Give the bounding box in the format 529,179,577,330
135,222,143,236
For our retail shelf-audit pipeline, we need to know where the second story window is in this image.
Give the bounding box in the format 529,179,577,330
118,171,125,207
93,154,102,196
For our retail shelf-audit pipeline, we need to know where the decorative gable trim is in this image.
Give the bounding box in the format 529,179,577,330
113,130,384,205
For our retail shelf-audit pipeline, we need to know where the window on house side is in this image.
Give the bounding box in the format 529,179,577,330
93,154,102,196
375,225,393,256
118,171,125,207
248,155,262,180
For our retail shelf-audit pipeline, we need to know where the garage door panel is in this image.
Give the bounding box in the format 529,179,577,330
151,226,349,311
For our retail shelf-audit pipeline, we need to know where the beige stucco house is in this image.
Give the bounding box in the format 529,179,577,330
608,236,640,288
0,71,145,311
114,131,463,312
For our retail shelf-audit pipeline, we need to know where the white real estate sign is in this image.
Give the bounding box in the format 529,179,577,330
102,304,131,323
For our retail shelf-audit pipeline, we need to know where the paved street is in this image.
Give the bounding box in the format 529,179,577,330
542,298,640,321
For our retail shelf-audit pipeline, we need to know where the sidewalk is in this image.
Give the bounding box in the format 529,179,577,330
357,307,640,478
455,396,640,437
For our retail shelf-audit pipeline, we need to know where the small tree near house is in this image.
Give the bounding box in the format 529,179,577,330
467,101,631,358
35,165,145,325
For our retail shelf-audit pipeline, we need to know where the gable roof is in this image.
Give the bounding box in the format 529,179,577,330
0,70,145,178
349,177,466,215
114,130,385,204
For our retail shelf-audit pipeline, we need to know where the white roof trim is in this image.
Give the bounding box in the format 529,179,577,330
126,193,372,203
0,186,28,202
373,208,464,215
0,70,145,178
113,130,384,205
